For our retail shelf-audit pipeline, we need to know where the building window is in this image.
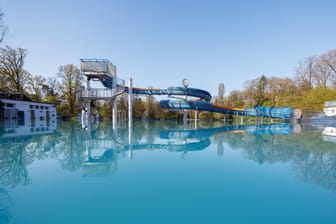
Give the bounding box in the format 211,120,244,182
30,105,34,109
6,103,14,108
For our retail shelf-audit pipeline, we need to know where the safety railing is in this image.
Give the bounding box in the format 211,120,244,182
80,86,125,99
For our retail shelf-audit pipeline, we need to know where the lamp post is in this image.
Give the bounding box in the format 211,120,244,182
182,79,189,128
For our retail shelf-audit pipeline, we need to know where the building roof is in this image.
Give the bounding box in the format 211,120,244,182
0,92,32,101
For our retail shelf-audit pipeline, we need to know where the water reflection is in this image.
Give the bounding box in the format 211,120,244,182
0,121,336,191
322,126,336,143
0,188,11,224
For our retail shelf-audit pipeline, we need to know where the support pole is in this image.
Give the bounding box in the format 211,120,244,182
183,91,188,128
128,78,133,129
128,77,133,160
81,103,91,129
112,64,118,130
182,79,189,129
86,76,90,97
86,101,91,127
112,97,118,130
194,110,198,129
183,109,188,128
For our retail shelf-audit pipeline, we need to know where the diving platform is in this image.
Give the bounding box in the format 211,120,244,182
81,59,115,77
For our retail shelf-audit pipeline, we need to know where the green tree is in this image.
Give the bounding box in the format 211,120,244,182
100,99,113,120
225,90,245,107
0,46,30,93
255,75,268,106
133,97,146,119
44,77,60,104
26,75,46,101
57,64,82,115
300,87,336,110
145,92,156,119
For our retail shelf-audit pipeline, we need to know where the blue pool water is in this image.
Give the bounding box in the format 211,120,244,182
1,121,336,224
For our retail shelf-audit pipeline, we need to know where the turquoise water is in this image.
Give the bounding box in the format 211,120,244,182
1,121,336,224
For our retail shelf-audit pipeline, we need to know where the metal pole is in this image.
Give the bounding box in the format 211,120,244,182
194,110,198,129
183,89,188,128
82,76,91,129
112,97,118,130
87,100,91,127
112,64,118,130
128,77,133,160
128,78,133,129
86,76,90,96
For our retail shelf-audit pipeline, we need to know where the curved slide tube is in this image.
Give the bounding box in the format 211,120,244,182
125,86,212,102
99,77,296,120
160,100,295,120
101,78,211,102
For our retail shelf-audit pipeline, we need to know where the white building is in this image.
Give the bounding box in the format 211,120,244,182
323,100,336,117
0,92,57,133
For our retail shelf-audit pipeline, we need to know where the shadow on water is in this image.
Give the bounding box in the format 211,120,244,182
0,120,336,219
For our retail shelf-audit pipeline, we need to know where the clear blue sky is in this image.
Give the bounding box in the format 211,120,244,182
1,0,336,96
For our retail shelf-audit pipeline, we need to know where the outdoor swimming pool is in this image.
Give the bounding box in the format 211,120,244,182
0,121,336,224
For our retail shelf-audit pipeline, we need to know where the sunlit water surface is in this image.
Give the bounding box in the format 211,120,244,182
1,121,336,224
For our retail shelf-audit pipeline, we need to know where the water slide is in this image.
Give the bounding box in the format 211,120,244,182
81,59,300,120
159,99,295,119
125,86,212,102
123,86,297,120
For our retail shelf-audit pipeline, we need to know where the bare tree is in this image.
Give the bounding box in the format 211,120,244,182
0,10,8,43
267,76,296,106
243,79,258,107
313,55,333,88
294,50,336,90
294,56,316,93
57,64,82,115
323,49,336,87
0,46,30,93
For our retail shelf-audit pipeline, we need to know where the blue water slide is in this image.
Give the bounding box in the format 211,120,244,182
160,100,245,115
98,76,295,120
160,100,294,119
244,106,294,119
99,77,212,102
124,86,212,102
